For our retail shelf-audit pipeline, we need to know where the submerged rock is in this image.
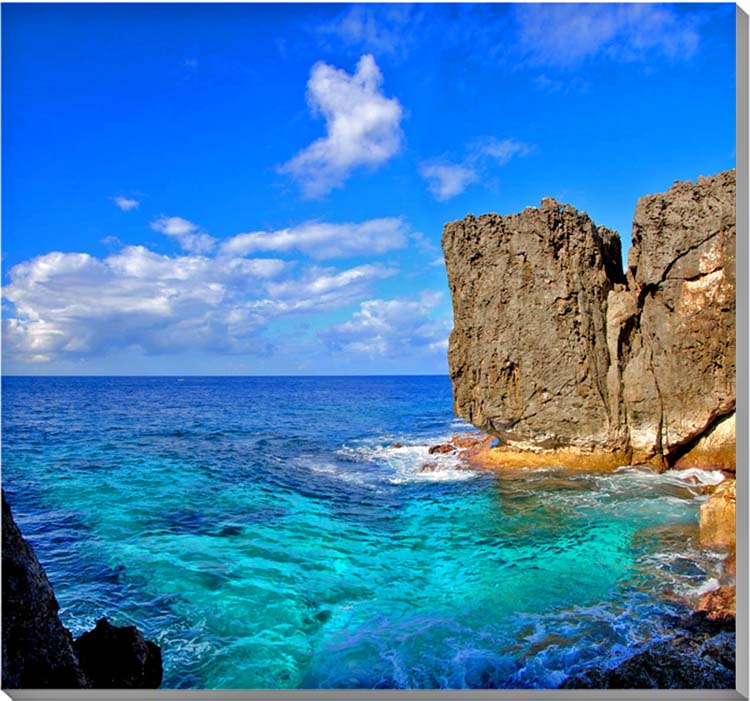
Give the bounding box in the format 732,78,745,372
443,170,736,471
1,491,163,690
74,618,163,689
419,462,440,472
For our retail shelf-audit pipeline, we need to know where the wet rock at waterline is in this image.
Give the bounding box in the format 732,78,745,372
561,633,735,689
696,586,736,624
700,479,736,548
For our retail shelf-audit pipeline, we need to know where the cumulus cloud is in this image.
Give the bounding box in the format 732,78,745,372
321,291,451,358
514,4,701,68
151,215,217,254
2,246,393,363
112,196,139,211
279,54,403,198
220,218,409,260
419,162,479,201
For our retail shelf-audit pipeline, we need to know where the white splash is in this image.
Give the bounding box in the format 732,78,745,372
338,440,477,484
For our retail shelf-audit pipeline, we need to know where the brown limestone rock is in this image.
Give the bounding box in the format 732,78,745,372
622,170,736,463
443,199,625,455
674,414,736,472
442,170,736,471
700,479,736,548
696,586,736,624
428,443,455,454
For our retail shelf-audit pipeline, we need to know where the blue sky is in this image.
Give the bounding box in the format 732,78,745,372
2,2,736,375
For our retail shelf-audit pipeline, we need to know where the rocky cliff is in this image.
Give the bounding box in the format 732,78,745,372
443,170,735,470
2,492,163,689
2,493,87,689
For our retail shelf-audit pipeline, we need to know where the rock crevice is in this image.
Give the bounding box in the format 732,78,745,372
442,170,736,469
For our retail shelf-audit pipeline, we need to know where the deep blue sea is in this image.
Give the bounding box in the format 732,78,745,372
1,376,728,689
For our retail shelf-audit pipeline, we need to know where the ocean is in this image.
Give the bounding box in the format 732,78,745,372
1,375,727,689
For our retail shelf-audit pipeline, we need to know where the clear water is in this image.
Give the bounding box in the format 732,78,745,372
1,376,727,689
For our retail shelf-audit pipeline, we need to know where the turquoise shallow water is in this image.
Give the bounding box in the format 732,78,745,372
1,376,727,688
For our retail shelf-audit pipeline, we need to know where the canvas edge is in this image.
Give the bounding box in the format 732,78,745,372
734,4,749,700
1,5,747,701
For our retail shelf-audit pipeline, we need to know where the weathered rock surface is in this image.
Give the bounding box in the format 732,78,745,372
674,414,736,472
700,479,736,547
443,199,625,454
74,618,163,689
443,170,736,470
2,492,88,689
696,585,736,623
562,609,735,689
2,491,163,690
620,170,736,464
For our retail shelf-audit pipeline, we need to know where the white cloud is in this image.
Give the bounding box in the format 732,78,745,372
319,5,422,56
321,291,451,358
112,196,139,211
2,245,394,362
279,54,403,198
420,137,534,201
477,138,534,165
151,215,217,254
220,217,409,260
419,162,478,201
264,264,395,311
514,4,700,68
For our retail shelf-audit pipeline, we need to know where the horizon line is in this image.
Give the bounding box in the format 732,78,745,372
1,373,451,379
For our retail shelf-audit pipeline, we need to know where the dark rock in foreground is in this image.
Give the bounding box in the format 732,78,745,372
74,618,163,689
2,492,88,688
561,634,735,689
2,491,163,690
561,613,735,689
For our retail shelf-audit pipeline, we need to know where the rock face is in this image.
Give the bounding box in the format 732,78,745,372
618,171,736,465
443,199,625,454
2,492,163,690
443,170,736,469
2,493,88,689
